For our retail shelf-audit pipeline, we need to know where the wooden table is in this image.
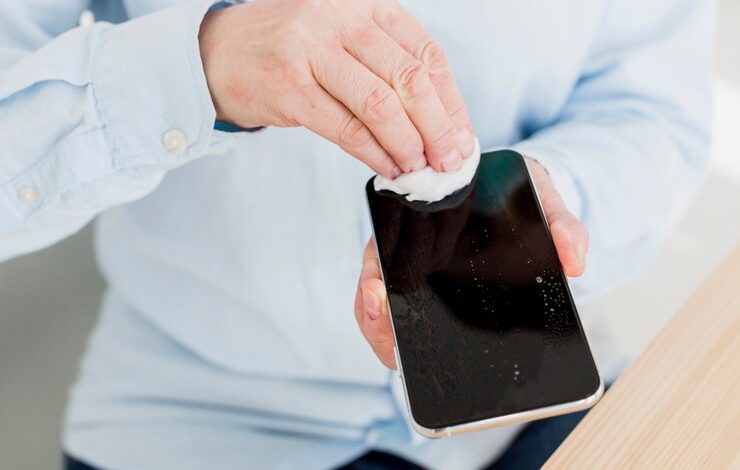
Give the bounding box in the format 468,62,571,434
545,244,740,469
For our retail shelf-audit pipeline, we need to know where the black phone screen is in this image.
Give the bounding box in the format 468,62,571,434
366,150,600,430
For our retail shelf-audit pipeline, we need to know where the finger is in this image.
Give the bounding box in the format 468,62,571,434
363,236,379,265
526,160,589,276
311,49,426,173
550,214,588,278
372,3,475,157
345,25,464,170
360,276,396,369
297,84,402,179
354,239,397,369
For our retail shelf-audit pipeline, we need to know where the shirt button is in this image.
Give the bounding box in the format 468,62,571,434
78,10,95,27
18,185,39,206
162,129,188,155
365,429,381,446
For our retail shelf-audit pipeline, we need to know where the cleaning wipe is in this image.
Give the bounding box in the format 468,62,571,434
373,138,481,203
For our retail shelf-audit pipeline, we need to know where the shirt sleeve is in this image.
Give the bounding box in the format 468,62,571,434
0,0,220,262
511,0,715,301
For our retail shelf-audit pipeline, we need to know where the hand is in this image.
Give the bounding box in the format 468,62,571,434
198,0,475,178
354,159,589,369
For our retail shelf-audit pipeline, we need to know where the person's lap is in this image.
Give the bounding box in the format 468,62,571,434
64,408,589,470
333,409,590,470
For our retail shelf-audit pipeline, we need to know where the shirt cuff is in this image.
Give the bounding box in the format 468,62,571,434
510,141,584,220
93,0,219,170
214,120,265,133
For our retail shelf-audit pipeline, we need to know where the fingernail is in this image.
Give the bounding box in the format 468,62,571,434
391,165,402,178
410,156,427,172
362,287,381,320
457,128,475,157
440,150,463,171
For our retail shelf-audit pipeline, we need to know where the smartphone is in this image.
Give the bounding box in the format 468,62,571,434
365,150,603,438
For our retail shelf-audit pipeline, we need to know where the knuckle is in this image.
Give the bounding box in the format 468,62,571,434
338,116,372,149
268,54,304,89
278,81,320,126
417,39,448,72
395,60,429,99
352,25,377,45
360,85,397,122
372,0,401,29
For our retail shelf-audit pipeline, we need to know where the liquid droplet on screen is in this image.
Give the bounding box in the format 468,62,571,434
536,276,543,283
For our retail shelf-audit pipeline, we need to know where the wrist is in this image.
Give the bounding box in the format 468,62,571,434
199,7,233,123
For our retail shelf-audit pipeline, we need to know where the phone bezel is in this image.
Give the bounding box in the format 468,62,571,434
365,150,604,438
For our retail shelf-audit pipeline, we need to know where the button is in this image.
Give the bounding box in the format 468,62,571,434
365,429,381,446
18,185,39,206
162,129,188,154
78,10,95,27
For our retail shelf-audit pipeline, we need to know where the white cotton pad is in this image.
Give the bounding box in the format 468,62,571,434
373,138,481,203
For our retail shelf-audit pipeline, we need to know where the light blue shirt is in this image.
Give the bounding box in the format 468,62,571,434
0,0,714,468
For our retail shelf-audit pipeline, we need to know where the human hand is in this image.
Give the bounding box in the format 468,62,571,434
354,159,589,369
198,0,475,178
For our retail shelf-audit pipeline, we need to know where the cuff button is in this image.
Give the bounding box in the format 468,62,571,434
18,185,39,206
162,129,188,155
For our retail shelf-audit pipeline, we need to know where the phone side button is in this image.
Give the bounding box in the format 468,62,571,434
393,346,402,379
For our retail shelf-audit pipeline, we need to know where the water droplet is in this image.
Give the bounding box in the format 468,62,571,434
536,276,543,283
